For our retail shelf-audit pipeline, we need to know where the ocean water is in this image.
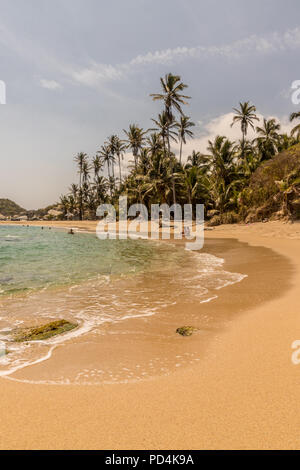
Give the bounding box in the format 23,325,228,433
0,225,246,384
0,225,182,295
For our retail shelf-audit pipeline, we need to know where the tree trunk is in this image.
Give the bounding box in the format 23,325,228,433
134,150,138,171
79,171,83,221
118,155,122,188
168,128,176,207
242,131,245,160
179,139,183,165
107,162,113,199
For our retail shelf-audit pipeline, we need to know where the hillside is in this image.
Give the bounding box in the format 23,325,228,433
0,199,26,217
243,144,300,222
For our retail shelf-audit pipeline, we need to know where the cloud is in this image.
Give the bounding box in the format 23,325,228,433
40,79,62,90
71,63,125,87
70,27,300,87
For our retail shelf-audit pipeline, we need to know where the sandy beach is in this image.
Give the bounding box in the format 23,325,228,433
0,220,300,449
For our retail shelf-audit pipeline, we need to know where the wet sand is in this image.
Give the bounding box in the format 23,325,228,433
0,220,299,449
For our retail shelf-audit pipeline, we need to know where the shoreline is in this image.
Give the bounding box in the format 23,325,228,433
0,225,255,385
0,221,299,449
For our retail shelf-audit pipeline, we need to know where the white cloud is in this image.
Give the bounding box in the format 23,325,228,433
71,63,125,87
40,79,62,90
70,27,300,87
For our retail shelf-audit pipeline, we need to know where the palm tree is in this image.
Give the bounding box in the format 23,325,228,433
151,73,190,207
74,152,88,220
186,151,209,170
277,133,298,152
179,167,209,206
92,155,103,179
93,176,108,206
98,144,114,197
151,112,178,155
82,160,90,184
146,132,163,157
69,183,78,200
113,136,126,187
150,73,190,157
231,101,259,159
59,195,69,218
137,148,150,175
176,115,195,164
254,118,280,160
290,111,300,139
98,145,112,178
67,195,76,216
123,124,147,171
106,135,119,181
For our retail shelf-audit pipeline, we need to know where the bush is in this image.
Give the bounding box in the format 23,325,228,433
207,211,239,226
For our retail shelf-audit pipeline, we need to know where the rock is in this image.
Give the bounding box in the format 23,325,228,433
13,320,78,342
176,326,197,337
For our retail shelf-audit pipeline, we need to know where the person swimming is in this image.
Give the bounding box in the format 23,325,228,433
68,229,75,235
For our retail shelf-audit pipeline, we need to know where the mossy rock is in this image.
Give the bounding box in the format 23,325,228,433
13,320,78,342
176,326,197,337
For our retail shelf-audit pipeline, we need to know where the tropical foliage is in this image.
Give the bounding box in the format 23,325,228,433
58,74,300,223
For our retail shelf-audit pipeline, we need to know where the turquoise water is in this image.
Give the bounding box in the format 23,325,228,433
0,225,246,384
0,225,182,295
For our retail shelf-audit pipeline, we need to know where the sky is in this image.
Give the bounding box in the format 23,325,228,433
0,0,300,209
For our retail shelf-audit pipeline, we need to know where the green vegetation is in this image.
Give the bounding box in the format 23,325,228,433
56,73,300,224
242,145,300,221
13,320,78,342
176,326,197,337
0,199,25,217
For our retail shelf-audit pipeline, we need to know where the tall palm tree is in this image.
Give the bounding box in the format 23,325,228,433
113,136,126,187
231,101,259,159
151,73,190,207
82,160,90,184
74,152,88,220
123,124,147,171
98,144,114,197
98,145,112,178
150,73,190,157
254,118,280,160
176,115,195,164
106,135,119,181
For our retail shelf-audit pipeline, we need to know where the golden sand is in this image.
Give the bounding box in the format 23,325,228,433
0,220,299,449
